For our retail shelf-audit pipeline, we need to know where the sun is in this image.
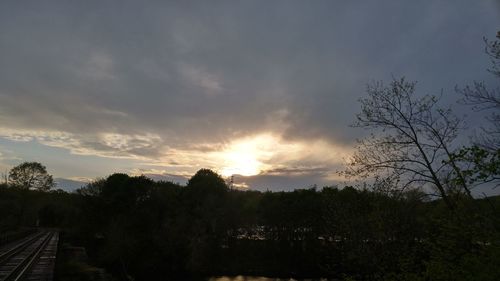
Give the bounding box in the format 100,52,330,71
217,134,277,177
220,150,261,177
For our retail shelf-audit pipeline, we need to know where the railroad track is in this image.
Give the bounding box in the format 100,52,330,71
0,230,59,281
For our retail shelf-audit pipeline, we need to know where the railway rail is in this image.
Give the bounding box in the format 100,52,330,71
0,230,58,281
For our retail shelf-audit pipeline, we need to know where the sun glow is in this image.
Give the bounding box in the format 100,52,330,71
218,134,280,177
206,132,352,179
145,133,298,178
220,151,261,177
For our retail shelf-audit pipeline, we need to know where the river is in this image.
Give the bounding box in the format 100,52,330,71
209,277,331,281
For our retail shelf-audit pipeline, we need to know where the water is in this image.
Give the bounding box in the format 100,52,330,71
209,277,331,281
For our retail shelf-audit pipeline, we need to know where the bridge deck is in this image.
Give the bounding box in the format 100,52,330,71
0,230,58,281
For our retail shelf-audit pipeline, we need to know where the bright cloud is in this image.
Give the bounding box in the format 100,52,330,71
0,126,353,185
0,128,164,159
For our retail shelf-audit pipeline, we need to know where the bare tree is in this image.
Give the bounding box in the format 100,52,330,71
449,32,500,189
458,31,500,151
345,78,471,209
485,31,500,77
458,81,499,152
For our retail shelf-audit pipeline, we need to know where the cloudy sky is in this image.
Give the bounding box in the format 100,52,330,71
0,1,498,191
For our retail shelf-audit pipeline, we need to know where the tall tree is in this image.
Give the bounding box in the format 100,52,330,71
452,31,500,188
346,78,470,208
458,31,500,151
8,162,54,191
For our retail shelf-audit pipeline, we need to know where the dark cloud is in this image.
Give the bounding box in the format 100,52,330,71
261,166,330,177
233,173,338,192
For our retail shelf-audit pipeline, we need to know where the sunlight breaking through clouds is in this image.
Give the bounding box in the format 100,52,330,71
0,0,497,189
213,133,352,178
0,126,353,188
217,134,288,177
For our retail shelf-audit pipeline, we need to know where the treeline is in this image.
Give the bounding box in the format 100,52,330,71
1,170,500,280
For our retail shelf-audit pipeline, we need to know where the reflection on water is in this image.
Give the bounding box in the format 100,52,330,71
209,277,330,281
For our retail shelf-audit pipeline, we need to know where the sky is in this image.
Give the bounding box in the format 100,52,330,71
0,1,499,191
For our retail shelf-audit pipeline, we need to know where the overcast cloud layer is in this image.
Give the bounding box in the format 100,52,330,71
0,1,499,190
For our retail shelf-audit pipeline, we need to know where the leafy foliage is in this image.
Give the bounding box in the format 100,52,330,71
450,146,500,188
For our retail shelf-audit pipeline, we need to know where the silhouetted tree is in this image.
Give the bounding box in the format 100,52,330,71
450,32,500,191
458,31,500,151
185,169,229,274
346,77,471,208
187,168,228,191
8,162,54,191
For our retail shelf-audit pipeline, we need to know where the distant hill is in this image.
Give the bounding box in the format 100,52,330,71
54,174,188,193
54,178,88,192
143,173,188,185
